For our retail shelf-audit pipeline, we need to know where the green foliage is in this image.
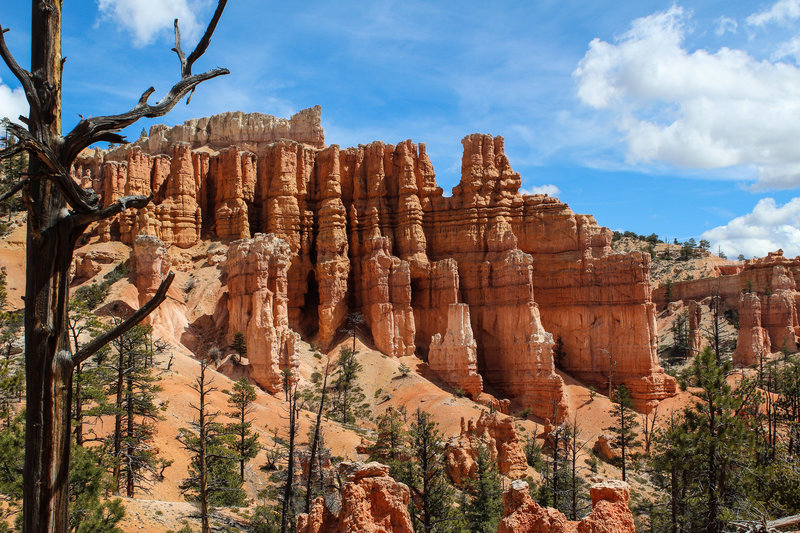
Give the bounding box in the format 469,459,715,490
463,442,503,532
329,347,370,425
368,407,408,480
69,445,125,533
225,379,260,482
180,420,246,507
648,347,765,532
101,324,165,496
398,363,411,377
0,133,25,215
230,332,247,361
606,384,640,481
398,409,458,533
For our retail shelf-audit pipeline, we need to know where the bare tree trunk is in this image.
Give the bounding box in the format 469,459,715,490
22,5,72,530
112,338,125,494
281,386,298,533
305,359,329,513
198,360,210,533
0,1,226,529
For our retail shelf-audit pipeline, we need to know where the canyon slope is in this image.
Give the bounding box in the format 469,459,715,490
72,107,675,418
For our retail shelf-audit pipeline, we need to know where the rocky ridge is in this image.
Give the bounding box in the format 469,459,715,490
74,108,676,419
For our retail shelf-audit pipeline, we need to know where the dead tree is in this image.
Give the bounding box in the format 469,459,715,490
0,2,228,531
305,357,330,514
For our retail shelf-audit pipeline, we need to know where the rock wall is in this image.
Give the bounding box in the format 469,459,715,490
73,109,677,416
497,479,635,533
445,411,528,484
654,250,800,364
297,462,413,533
225,233,300,392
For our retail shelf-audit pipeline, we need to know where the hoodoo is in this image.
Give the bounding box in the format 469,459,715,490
74,108,676,418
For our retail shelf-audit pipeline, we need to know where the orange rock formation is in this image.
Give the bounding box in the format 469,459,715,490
655,250,800,365
497,479,635,533
225,233,299,391
296,462,413,533
428,303,483,398
445,411,528,484
73,108,677,417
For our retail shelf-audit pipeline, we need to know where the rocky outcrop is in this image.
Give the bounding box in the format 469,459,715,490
296,462,413,533
132,235,171,304
445,411,527,484
74,109,677,415
657,250,800,363
734,292,770,366
226,234,299,392
428,303,483,398
497,479,635,533
688,300,703,354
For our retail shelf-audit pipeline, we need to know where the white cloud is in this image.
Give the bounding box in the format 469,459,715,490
0,79,28,124
573,6,800,189
747,0,800,27
701,197,800,258
716,16,738,36
96,0,203,47
520,184,561,197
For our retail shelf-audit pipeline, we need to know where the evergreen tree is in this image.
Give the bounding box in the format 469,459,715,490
606,384,640,481
329,347,369,425
463,442,503,533
230,332,247,363
103,324,164,496
367,406,408,480
67,284,110,446
401,409,457,533
224,378,260,483
179,355,245,533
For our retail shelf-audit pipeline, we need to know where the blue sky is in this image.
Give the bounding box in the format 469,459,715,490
2,1,800,258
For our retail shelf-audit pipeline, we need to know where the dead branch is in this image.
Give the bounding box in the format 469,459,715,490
70,194,153,226
0,180,25,203
61,0,229,163
73,272,175,365
0,26,39,115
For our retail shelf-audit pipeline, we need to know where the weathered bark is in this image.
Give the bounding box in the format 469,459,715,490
305,359,329,514
0,1,228,531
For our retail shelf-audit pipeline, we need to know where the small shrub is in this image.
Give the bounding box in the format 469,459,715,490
517,407,532,419
453,387,465,398
398,363,411,377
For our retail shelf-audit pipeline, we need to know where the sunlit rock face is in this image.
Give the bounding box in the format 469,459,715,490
655,249,800,366
74,108,677,417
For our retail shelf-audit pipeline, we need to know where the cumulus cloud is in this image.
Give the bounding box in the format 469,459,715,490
0,79,28,124
701,197,800,258
520,184,561,197
573,6,800,189
747,0,800,27
96,0,202,47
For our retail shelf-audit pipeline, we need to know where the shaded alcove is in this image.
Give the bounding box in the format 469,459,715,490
300,269,320,338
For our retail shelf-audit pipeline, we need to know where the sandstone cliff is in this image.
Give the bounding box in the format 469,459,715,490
73,109,676,417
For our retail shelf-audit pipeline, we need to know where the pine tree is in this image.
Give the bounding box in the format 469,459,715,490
367,406,408,480
463,442,503,533
179,356,245,533
329,347,369,425
224,378,260,483
67,284,110,446
102,323,164,497
401,409,457,533
230,332,247,364
606,384,640,481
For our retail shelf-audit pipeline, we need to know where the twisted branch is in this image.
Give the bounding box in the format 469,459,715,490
62,0,229,163
0,26,39,116
74,271,175,365
70,193,153,226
